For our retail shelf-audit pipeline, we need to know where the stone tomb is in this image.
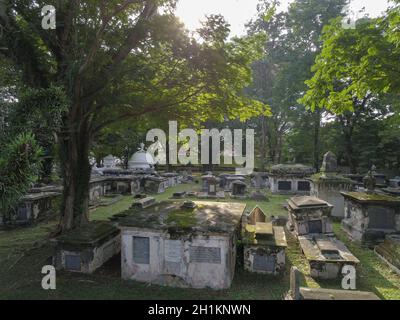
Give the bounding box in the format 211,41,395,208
131,197,157,209
230,180,247,199
299,235,359,279
286,267,379,300
341,192,400,246
310,151,354,218
161,173,179,188
269,164,314,194
198,175,225,199
242,207,287,275
12,191,60,224
375,234,400,275
117,201,247,289
389,177,400,188
287,196,334,236
53,221,121,274
144,176,168,194
223,175,247,192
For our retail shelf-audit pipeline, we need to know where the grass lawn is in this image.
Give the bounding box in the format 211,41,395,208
0,183,399,300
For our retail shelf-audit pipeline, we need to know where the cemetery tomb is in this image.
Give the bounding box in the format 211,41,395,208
250,172,269,189
198,175,225,199
389,177,400,188
299,235,359,280
269,164,315,194
310,152,354,218
161,173,179,187
117,201,247,289
230,180,247,199
144,176,167,194
53,221,121,274
131,197,157,209
128,143,155,173
103,155,117,168
286,267,380,300
287,196,334,236
12,191,60,224
341,192,400,246
223,175,247,192
242,207,287,275
375,234,400,275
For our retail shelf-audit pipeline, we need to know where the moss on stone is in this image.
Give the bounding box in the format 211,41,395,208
165,207,198,229
342,192,400,203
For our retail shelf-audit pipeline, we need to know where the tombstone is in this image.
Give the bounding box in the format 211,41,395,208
269,164,314,194
207,177,218,196
224,175,247,192
53,221,121,274
11,191,60,224
251,172,269,189
286,196,334,236
320,151,337,173
310,152,354,218
117,201,247,289
289,267,301,300
131,197,156,209
341,191,400,246
144,176,167,194
231,180,247,199
389,177,400,188
242,207,287,275
299,234,359,279
103,155,117,169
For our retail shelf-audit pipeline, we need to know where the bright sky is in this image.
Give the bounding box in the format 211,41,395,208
176,0,393,37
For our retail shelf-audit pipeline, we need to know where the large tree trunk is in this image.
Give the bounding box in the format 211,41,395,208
58,120,91,232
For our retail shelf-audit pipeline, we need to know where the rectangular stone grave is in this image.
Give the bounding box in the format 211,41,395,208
299,235,359,279
132,236,150,264
242,207,287,275
54,221,121,274
118,201,246,289
278,181,292,191
287,196,333,236
341,192,400,246
131,197,156,209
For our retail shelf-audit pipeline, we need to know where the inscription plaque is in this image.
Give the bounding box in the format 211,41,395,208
190,246,221,264
65,254,81,271
308,220,323,234
368,207,395,229
297,181,310,191
132,236,150,264
278,181,292,191
253,254,275,272
165,240,182,263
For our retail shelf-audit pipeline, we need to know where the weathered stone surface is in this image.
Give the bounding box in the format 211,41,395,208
287,196,334,236
299,234,359,279
54,221,121,274
119,202,246,289
242,207,287,275
341,192,400,246
320,151,338,174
